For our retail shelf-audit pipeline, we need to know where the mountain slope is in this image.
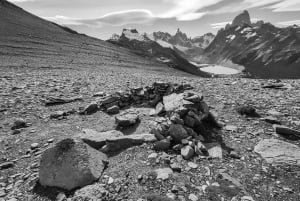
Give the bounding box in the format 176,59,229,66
202,11,300,78
149,29,215,61
0,0,184,74
108,28,211,77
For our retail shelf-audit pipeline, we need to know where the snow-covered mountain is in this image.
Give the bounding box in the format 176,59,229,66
108,28,211,77
201,10,300,78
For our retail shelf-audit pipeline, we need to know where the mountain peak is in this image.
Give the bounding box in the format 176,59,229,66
232,10,251,27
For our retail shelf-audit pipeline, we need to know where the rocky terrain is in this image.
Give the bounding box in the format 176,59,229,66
1,1,300,201
1,65,300,201
201,10,300,79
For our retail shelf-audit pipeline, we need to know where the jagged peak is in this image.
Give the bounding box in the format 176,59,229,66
231,10,251,27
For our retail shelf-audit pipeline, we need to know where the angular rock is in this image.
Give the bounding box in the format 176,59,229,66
72,183,111,200
262,116,281,124
273,125,300,137
78,129,124,149
155,102,165,115
11,118,27,130
205,143,223,158
80,102,98,115
100,134,156,154
236,106,259,117
153,139,171,151
181,145,194,160
163,93,194,113
155,168,173,180
106,105,120,114
115,111,139,127
50,111,66,119
254,139,300,165
168,124,188,143
39,138,108,190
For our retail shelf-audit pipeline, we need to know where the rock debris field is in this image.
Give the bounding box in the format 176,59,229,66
0,66,300,201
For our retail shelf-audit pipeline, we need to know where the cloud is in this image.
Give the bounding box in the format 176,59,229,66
159,0,223,21
43,9,155,27
211,18,261,29
176,12,207,21
277,19,300,26
8,0,35,2
211,0,300,14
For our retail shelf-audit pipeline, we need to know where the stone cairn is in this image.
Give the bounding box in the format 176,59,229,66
96,82,221,159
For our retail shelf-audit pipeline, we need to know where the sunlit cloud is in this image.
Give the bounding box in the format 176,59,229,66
277,19,300,26
211,18,261,29
43,9,155,27
158,0,223,21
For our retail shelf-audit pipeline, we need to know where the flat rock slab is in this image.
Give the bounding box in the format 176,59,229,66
163,93,194,113
254,139,300,166
102,133,156,153
78,129,124,149
273,125,300,137
155,168,173,180
39,138,108,191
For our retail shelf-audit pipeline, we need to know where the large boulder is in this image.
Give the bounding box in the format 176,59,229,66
39,138,108,190
254,139,300,165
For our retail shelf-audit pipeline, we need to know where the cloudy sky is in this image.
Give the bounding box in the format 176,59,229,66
9,0,300,39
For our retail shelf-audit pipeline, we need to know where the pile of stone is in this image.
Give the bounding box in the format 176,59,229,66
150,90,221,160
95,82,193,115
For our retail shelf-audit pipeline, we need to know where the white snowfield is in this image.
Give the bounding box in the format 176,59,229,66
123,30,146,42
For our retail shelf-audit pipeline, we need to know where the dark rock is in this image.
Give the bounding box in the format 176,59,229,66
144,194,174,201
273,125,300,137
100,134,156,154
0,162,14,170
39,138,108,190
168,124,188,143
236,106,259,117
262,116,281,124
80,102,98,115
153,139,171,151
106,105,120,114
11,118,27,130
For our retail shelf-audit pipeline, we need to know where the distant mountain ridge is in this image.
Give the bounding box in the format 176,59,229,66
108,28,211,77
201,10,300,78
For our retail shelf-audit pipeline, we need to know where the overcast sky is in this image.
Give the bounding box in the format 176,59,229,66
9,0,300,39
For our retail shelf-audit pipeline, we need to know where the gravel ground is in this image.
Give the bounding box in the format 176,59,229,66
0,65,300,201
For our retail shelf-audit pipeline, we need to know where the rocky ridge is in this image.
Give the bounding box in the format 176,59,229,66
201,10,300,78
